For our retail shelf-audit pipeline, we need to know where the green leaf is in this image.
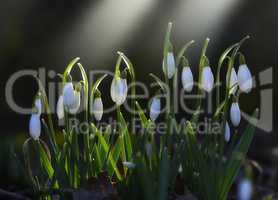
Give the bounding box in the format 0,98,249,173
220,109,258,199
157,148,170,200
37,140,54,179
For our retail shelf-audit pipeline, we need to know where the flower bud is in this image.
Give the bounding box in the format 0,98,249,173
69,90,81,114
230,102,241,127
228,67,238,94
63,82,75,108
224,122,231,142
110,77,128,106
92,97,103,121
237,64,252,93
56,95,64,120
123,161,136,169
34,98,42,116
165,52,176,79
238,179,252,200
182,66,194,92
29,114,41,140
201,66,214,92
150,97,161,121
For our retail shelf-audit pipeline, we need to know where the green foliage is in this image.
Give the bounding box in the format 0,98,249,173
22,22,258,200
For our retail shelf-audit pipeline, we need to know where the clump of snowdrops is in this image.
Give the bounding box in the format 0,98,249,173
24,23,258,200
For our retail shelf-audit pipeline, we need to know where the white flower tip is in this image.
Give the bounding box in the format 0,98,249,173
110,78,127,105
165,52,176,79
238,179,252,200
34,98,42,116
224,122,230,142
230,102,241,127
29,114,41,140
92,97,103,121
182,66,194,92
238,64,252,93
150,98,161,121
123,161,136,169
201,66,214,92
63,82,76,108
56,95,64,120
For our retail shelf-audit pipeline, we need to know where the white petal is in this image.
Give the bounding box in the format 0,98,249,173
150,98,161,121
63,82,75,108
229,68,238,94
111,78,127,106
182,66,194,92
201,66,214,92
230,102,241,127
56,95,64,120
166,52,176,79
29,114,41,140
238,179,252,200
35,98,42,115
92,97,103,121
224,122,231,142
69,91,81,114
123,161,136,169
238,64,252,93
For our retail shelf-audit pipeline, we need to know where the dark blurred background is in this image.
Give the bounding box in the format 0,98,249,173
0,0,277,188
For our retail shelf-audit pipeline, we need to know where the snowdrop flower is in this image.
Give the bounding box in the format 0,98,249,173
238,179,252,200
201,66,214,92
110,77,128,106
224,122,231,142
230,102,241,127
123,161,136,169
182,66,194,92
92,96,103,121
29,114,41,140
56,95,64,120
237,64,252,93
228,68,238,94
69,90,81,114
34,98,42,116
150,97,161,121
163,51,176,79
63,82,75,108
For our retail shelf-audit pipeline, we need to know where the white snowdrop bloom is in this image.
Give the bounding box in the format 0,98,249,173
29,114,41,140
123,161,136,169
224,122,231,142
229,67,238,94
238,179,252,200
150,97,161,121
56,95,64,120
165,52,176,79
69,91,81,114
63,82,75,108
237,64,252,93
230,102,241,127
34,98,42,116
110,77,128,106
92,97,103,121
201,66,214,92
182,66,194,92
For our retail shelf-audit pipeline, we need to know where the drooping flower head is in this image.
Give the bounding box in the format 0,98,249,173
92,89,103,121
163,44,176,79
150,92,161,121
230,101,241,127
237,53,252,93
69,83,82,114
63,81,75,109
110,70,128,106
238,178,253,200
29,114,41,140
181,57,194,92
228,67,238,94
